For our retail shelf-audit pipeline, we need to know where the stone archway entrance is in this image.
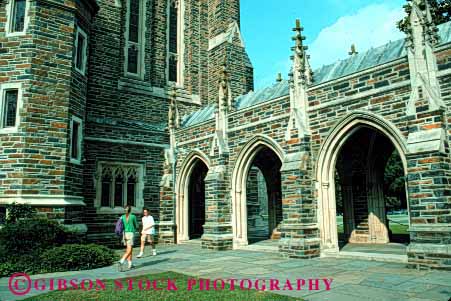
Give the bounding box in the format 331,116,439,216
317,114,410,256
176,153,209,243
187,159,208,239
334,127,409,248
245,147,283,244
231,137,284,248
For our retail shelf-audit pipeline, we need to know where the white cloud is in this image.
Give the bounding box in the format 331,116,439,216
308,3,405,69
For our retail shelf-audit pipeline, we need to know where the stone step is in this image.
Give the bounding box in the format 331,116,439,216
336,251,408,263
241,241,279,253
179,239,202,245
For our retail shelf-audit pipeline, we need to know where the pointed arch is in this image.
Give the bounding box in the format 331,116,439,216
315,111,409,254
231,134,285,248
176,149,210,242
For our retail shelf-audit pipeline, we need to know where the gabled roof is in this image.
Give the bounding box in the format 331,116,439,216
180,21,451,128
181,105,215,128
234,80,289,110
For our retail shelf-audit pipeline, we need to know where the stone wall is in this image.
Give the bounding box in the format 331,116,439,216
174,43,451,267
0,0,97,204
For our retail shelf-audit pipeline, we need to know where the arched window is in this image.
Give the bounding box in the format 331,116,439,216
168,0,183,85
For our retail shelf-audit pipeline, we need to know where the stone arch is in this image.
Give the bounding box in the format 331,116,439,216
231,134,285,248
176,150,210,242
316,111,409,254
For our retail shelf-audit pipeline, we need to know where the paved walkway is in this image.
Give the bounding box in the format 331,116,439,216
1,244,450,301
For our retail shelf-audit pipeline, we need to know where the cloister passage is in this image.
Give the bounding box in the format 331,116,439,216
187,158,208,239
333,126,410,249
245,146,283,244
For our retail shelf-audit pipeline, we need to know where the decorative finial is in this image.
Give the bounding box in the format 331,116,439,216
290,19,308,85
276,73,282,82
285,18,311,141
295,19,301,30
405,0,440,49
349,44,358,56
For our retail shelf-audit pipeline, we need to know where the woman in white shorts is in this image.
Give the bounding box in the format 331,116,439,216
137,207,156,257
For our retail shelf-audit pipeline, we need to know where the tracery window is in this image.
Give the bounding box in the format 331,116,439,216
96,163,144,209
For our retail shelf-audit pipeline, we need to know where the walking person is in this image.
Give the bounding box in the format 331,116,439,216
137,208,156,258
118,205,139,271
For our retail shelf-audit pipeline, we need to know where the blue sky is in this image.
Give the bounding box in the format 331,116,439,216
241,0,406,89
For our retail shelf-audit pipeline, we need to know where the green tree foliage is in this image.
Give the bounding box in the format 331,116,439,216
384,151,407,211
398,0,451,34
40,244,116,273
0,219,114,277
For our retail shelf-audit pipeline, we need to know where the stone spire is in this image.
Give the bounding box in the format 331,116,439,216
210,60,230,156
405,0,444,115
285,19,312,141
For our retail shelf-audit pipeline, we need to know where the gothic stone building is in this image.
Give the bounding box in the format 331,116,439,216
0,0,450,269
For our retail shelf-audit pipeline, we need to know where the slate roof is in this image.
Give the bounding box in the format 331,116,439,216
181,21,451,128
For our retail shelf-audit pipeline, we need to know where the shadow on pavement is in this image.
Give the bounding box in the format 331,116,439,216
136,258,170,269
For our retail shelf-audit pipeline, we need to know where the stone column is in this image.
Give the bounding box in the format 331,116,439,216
279,19,319,258
279,151,320,259
201,158,233,250
403,0,451,269
201,62,233,250
367,175,389,244
406,110,451,268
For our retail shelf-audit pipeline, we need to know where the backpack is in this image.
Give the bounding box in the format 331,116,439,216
115,216,124,237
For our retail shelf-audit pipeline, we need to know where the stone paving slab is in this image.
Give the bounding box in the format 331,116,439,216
359,272,418,289
0,244,450,301
416,285,451,301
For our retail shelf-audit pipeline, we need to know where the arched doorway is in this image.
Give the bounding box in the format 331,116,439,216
176,152,209,243
246,147,283,244
187,159,208,239
334,127,409,249
231,136,284,248
317,113,410,255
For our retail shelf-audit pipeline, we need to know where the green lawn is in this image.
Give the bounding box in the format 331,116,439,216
24,271,301,301
389,223,408,235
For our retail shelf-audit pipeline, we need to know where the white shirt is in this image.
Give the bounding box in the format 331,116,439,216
142,215,155,235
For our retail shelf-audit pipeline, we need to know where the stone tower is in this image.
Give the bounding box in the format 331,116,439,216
206,0,254,104
0,0,98,226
